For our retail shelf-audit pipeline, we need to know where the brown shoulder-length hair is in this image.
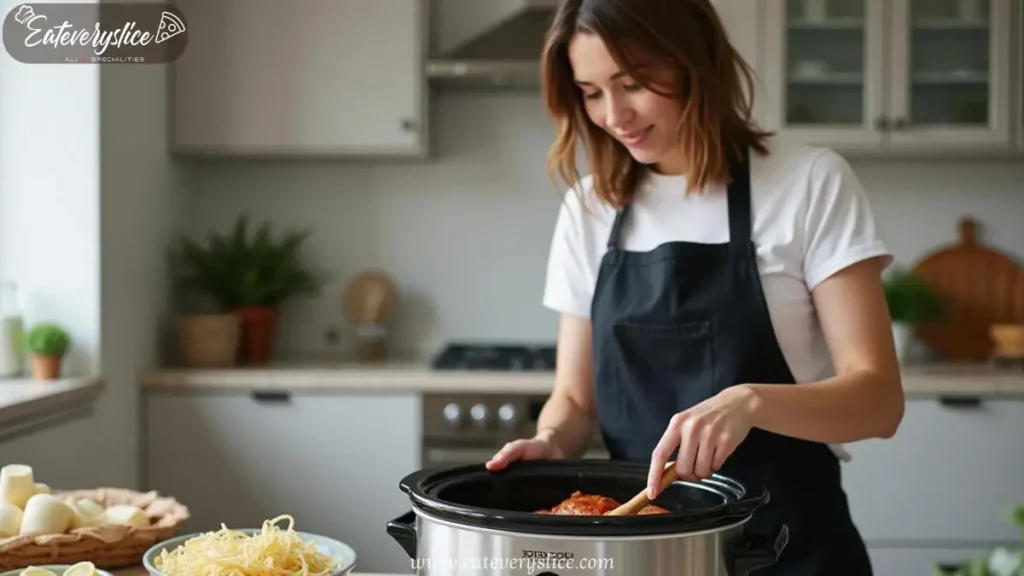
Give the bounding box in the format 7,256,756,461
541,0,772,209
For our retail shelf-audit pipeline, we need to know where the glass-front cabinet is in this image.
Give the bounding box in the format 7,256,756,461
761,0,1014,153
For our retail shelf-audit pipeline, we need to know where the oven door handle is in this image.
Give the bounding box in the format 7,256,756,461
423,447,503,465
423,447,611,465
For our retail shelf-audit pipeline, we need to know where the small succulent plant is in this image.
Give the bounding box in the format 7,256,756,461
23,323,71,357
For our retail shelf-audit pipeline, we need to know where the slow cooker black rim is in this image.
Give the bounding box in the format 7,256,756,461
398,460,770,537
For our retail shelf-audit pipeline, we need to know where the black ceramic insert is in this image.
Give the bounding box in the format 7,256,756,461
397,460,770,537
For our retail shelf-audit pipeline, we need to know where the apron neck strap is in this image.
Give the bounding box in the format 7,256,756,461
726,146,752,247
607,201,631,250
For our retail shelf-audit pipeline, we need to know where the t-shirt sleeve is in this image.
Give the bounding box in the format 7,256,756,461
542,189,596,318
802,149,893,291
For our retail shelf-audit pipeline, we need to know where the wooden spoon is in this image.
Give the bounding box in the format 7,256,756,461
605,460,677,517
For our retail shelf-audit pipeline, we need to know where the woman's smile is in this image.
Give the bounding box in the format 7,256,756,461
617,125,653,147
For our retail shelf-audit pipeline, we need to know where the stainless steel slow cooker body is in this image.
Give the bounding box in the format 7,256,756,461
387,460,789,576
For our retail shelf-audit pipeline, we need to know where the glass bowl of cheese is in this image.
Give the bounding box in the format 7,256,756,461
142,515,357,576
0,562,113,576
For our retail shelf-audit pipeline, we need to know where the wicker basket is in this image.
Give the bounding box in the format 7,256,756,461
0,488,190,571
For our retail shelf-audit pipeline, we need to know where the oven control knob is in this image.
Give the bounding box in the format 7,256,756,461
469,403,489,428
497,403,517,427
443,403,463,427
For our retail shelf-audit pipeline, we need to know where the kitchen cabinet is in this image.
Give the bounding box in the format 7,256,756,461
170,0,428,158
1018,0,1024,152
760,0,1015,155
841,398,1024,551
142,389,422,575
867,546,994,576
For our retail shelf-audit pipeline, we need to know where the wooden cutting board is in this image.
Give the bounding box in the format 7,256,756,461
911,217,1024,361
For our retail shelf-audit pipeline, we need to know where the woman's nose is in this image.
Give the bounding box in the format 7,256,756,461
604,97,633,129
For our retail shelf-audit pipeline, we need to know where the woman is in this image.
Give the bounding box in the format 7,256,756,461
485,0,905,573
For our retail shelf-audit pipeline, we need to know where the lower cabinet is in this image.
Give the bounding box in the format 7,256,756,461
867,546,993,576
841,397,1024,575
143,389,422,575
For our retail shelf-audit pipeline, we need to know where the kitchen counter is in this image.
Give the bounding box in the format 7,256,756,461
0,375,104,442
138,358,1024,398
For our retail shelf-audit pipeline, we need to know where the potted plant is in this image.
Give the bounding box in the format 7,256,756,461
935,503,1023,575
883,267,944,363
169,213,326,365
23,323,70,380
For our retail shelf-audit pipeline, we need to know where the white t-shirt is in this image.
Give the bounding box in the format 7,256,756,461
543,135,893,395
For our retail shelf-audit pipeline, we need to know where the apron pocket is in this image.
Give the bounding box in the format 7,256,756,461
609,319,716,420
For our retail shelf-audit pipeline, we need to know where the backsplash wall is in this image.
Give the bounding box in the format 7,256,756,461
183,91,1024,360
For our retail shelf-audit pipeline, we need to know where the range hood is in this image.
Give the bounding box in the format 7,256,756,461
426,0,557,89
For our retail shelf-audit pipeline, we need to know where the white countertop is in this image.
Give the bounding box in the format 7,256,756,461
137,358,1024,398
0,375,104,441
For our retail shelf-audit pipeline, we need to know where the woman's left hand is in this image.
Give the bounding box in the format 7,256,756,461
647,384,760,499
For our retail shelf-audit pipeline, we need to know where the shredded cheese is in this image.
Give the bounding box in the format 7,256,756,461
153,514,339,576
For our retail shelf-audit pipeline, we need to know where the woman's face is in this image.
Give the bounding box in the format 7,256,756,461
568,32,684,174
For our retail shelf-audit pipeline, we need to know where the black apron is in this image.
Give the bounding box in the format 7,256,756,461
590,148,873,575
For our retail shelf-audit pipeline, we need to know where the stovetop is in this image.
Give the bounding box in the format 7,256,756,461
431,343,556,371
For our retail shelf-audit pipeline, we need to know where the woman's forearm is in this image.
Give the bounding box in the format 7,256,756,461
746,369,905,444
535,390,596,459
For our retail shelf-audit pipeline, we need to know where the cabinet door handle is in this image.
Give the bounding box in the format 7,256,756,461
251,391,292,404
893,116,910,130
938,395,982,408
874,116,890,131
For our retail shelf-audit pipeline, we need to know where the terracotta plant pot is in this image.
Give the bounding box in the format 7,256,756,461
236,306,279,365
178,313,240,367
30,355,62,380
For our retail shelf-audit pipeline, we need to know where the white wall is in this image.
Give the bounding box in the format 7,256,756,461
0,0,184,490
98,60,189,488
185,91,1024,361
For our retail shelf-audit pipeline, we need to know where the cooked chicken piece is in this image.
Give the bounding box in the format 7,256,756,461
535,490,671,515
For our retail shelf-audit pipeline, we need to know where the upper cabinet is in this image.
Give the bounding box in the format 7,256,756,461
1018,0,1023,152
171,0,428,158
760,0,1016,155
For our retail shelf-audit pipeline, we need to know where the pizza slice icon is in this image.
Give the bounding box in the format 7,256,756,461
155,11,186,43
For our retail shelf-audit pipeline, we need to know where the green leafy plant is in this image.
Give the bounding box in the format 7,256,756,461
169,214,327,309
884,266,944,324
935,504,1024,576
23,323,70,357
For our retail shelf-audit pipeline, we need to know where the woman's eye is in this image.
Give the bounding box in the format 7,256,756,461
583,91,601,100
622,83,641,92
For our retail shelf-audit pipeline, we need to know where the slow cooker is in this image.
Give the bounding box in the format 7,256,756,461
387,459,788,575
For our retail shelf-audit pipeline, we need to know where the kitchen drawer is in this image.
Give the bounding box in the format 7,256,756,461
841,398,1024,542
868,546,994,576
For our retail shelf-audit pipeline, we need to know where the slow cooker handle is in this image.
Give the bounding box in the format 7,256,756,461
730,524,789,575
386,510,417,559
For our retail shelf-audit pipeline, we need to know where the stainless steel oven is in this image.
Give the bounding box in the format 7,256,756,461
421,392,609,468
422,343,609,468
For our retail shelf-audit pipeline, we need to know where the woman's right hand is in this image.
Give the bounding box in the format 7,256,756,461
485,431,565,471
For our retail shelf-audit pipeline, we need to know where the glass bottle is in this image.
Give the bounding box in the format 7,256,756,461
0,282,24,377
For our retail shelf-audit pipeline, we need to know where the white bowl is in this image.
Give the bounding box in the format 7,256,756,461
0,566,115,576
142,529,357,576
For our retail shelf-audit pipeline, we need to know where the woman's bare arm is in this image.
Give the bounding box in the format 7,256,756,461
534,313,599,458
746,257,906,442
